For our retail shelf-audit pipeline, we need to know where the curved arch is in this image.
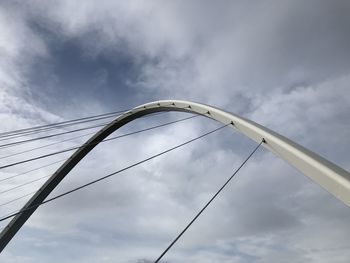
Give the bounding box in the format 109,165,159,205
1,100,349,251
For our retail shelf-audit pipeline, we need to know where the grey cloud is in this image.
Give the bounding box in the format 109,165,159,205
0,1,349,263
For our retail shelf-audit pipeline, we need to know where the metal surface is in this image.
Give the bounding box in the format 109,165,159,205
0,99,349,252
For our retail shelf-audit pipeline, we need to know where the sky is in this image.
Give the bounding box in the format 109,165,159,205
0,0,350,262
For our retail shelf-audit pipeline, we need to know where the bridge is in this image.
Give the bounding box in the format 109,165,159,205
0,100,349,259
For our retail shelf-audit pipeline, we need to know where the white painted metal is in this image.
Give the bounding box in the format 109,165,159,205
138,100,350,207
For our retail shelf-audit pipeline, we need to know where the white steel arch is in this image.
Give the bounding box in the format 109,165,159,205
0,99,349,252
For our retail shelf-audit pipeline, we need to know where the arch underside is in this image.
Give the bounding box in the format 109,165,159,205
0,100,349,251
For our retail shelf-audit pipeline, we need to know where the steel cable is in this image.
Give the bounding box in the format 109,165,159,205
0,109,207,205
0,123,229,223
153,140,264,263
0,115,200,170
0,109,129,139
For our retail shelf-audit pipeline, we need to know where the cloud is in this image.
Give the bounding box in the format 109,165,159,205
0,1,349,263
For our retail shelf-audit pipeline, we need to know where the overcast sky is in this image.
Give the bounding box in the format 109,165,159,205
0,1,350,262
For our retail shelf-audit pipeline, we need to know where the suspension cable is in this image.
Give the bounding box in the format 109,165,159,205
153,139,264,263
0,110,197,185
0,115,201,196
0,115,200,170
0,132,97,160
0,104,174,140
0,107,203,211
0,191,36,208
0,112,167,160
0,121,112,149
0,109,129,139
0,123,229,223
0,175,51,195
0,159,66,183
0,113,119,142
